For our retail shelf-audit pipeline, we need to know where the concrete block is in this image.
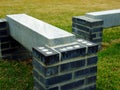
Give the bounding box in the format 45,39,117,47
0,30,8,36
87,56,98,65
72,23,103,33
33,69,72,86
55,43,86,60
71,59,85,68
1,42,10,49
0,19,32,60
73,28,102,41
92,38,102,43
33,58,58,76
74,68,88,78
86,76,96,84
61,79,84,90
86,9,120,28
75,66,97,79
6,14,76,51
60,59,85,72
0,36,10,43
34,79,59,90
72,15,103,46
72,29,90,40
88,66,97,75
33,46,59,65
77,39,99,54
72,16,103,28
46,73,72,85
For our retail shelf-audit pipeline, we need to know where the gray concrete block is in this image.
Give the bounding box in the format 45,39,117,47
33,58,58,76
77,39,99,54
33,46,59,65
72,23,103,33
55,43,86,60
72,16,103,28
6,14,76,51
86,9,120,28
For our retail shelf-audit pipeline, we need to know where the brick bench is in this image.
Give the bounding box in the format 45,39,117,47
72,9,120,47
0,14,99,90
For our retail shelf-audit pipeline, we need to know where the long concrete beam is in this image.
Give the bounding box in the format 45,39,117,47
6,14,76,51
86,9,120,28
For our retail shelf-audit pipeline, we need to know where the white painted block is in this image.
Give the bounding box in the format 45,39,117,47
86,9,120,28
6,14,76,51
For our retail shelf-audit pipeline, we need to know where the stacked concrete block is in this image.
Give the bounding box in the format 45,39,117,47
32,39,99,90
0,19,31,60
72,16,103,46
0,19,9,59
72,9,120,47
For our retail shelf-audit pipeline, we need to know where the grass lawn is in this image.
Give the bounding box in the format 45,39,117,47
0,0,120,90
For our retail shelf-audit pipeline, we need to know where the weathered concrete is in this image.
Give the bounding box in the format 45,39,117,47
6,14,76,51
86,9,120,28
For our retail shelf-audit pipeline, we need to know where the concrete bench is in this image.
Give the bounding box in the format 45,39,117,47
72,9,120,46
86,9,120,28
0,14,99,90
6,14,76,51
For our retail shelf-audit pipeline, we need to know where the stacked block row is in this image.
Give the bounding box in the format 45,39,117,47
0,19,31,60
32,39,99,90
72,16,103,46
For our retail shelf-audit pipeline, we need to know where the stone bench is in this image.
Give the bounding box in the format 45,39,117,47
72,9,120,46
86,9,120,28
6,14,76,51
0,14,99,90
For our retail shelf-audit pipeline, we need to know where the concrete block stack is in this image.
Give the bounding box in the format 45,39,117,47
32,39,99,90
72,9,120,48
0,19,31,60
0,19,9,59
72,16,103,46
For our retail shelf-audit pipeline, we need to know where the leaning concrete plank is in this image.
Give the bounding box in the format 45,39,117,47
6,14,76,51
86,9,120,28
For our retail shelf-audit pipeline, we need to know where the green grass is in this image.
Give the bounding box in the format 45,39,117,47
0,60,33,90
103,27,120,42
97,43,120,90
0,0,120,90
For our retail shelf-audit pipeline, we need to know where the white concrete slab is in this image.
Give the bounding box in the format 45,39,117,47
86,9,120,28
6,14,76,51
